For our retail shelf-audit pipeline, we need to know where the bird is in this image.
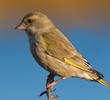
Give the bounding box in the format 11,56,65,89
15,12,110,100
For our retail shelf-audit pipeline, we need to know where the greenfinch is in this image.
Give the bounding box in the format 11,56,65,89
16,12,110,100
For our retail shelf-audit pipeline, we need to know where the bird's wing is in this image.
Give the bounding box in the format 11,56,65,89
42,31,103,78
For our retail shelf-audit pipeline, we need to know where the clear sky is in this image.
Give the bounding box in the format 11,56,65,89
0,0,110,100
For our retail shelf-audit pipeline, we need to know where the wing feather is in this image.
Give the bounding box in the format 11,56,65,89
42,31,103,78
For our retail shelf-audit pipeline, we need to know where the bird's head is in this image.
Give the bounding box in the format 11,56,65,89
15,12,54,36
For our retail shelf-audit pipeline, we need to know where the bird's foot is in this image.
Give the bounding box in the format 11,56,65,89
48,95,59,100
40,74,66,99
40,88,59,100
47,87,59,100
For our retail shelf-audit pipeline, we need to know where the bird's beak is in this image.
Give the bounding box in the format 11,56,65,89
15,23,26,30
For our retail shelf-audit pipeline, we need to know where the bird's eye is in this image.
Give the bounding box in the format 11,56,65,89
27,19,32,23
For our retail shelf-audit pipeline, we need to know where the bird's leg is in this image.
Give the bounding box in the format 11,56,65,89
46,74,59,100
40,74,58,99
47,77,66,89
40,74,66,99
46,74,55,92
46,74,54,99
46,77,66,100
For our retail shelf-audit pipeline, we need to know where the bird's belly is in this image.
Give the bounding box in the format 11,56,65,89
30,45,92,80
31,47,71,77
36,52,92,80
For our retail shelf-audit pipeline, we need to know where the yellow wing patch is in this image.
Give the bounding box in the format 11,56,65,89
64,58,90,72
96,79,110,88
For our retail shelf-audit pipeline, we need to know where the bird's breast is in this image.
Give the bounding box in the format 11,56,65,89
29,35,47,62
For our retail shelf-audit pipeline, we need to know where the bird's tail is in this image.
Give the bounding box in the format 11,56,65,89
96,78,110,88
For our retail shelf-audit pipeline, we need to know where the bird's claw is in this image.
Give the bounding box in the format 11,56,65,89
40,91,59,100
40,88,56,97
40,91,47,96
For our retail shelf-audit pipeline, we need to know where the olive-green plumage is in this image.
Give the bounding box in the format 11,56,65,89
16,12,110,88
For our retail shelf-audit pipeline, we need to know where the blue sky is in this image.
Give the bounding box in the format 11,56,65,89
0,0,110,99
0,26,110,100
